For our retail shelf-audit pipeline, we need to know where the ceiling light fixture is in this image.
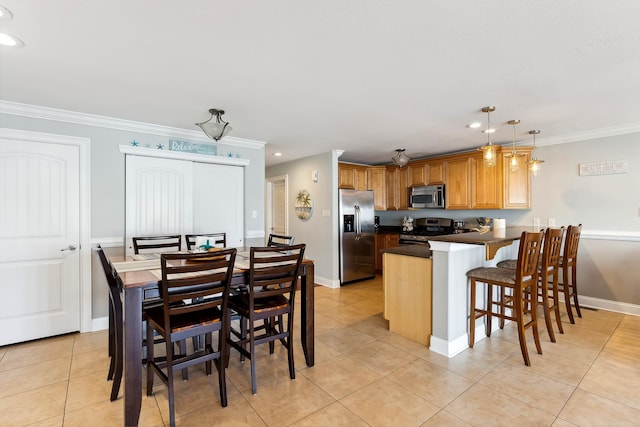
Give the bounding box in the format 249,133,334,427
505,119,525,173
478,106,497,167
0,32,23,47
527,130,544,176
0,5,13,20
195,108,232,141
392,149,410,168
467,122,482,129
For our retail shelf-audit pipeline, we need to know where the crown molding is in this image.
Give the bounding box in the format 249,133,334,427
536,122,640,147
0,100,266,150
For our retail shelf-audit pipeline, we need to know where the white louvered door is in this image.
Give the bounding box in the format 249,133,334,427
0,139,80,345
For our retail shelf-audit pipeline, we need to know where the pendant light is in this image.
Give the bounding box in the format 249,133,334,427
196,108,232,141
527,130,544,176
505,119,525,173
478,106,497,167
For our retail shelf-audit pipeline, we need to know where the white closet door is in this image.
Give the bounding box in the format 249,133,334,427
193,162,244,247
125,156,193,255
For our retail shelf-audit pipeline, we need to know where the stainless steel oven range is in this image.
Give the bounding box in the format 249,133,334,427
398,217,456,246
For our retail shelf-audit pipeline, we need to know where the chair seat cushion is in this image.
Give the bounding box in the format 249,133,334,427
496,259,517,269
229,293,289,313
145,306,222,333
467,267,517,284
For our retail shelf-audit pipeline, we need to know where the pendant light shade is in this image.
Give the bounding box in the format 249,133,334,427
392,149,410,168
505,119,525,173
527,130,544,176
196,108,232,141
478,106,497,167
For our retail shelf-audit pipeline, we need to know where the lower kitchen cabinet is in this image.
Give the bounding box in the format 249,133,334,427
375,232,399,273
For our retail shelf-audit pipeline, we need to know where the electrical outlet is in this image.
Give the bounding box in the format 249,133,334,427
548,218,556,227
252,210,257,219
533,217,540,228
322,209,330,217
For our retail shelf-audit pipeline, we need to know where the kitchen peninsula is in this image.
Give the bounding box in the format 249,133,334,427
382,227,535,357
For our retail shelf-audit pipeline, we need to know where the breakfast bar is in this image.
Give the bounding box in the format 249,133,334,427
383,227,538,358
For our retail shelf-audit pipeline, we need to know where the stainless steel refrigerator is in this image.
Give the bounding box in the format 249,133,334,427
339,189,376,285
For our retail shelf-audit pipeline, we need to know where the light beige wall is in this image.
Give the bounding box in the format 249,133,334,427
266,151,339,287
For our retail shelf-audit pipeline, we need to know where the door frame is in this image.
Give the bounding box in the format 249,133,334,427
0,128,92,333
265,174,289,242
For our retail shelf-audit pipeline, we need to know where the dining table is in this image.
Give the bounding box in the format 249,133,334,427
104,247,315,427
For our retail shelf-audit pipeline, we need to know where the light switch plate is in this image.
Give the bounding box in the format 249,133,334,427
533,217,540,227
322,209,330,217
548,218,556,226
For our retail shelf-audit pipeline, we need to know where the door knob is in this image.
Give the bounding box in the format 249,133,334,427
60,244,78,251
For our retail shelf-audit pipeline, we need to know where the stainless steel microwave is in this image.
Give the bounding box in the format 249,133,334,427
409,185,445,209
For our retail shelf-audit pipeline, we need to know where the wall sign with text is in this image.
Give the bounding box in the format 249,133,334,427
579,160,628,176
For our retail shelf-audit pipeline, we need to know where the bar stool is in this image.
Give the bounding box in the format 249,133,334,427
498,227,565,342
467,231,544,366
560,224,582,323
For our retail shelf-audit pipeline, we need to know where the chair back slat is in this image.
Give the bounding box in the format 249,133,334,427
248,244,305,304
564,224,582,263
516,231,544,285
542,227,565,271
133,235,182,254
160,249,237,325
267,233,295,247
185,233,227,250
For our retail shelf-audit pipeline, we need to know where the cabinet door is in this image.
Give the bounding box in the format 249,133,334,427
407,161,427,187
444,157,471,209
397,168,409,210
426,160,444,184
471,154,502,209
385,166,398,210
502,151,531,208
367,166,387,210
338,164,356,189
354,167,368,190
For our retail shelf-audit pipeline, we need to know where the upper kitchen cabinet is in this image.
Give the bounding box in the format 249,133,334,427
406,161,427,187
385,165,409,210
338,162,368,190
367,166,387,210
502,148,532,209
425,160,444,184
444,156,471,209
470,152,503,209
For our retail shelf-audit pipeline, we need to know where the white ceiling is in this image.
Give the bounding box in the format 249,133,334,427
1,1,639,166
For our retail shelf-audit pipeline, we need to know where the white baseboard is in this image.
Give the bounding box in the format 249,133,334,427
92,316,109,332
568,295,640,316
314,275,340,289
429,334,469,358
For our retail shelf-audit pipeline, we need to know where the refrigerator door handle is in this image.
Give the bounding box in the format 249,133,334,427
354,205,361,240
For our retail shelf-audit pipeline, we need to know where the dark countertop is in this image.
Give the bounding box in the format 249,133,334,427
425,226,539,245
375,226,403,234
380,245,432,259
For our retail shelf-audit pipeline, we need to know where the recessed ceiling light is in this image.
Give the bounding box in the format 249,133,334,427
482,128,496,134
273,152,282,157
0,32,24,47
0,5,13,20
466,122,482,128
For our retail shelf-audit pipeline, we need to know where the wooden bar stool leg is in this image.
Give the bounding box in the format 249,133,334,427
563,264,576,324
469,278,477,348
571,264,582,318
485,283,493,337
514,291,531,366
540,273,556,343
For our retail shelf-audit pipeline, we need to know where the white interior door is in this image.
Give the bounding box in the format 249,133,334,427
193,162,244,247
266,175,288,240
125,156,193,255
0,139,81,346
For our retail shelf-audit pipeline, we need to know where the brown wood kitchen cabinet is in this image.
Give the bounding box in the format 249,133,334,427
367,166,387,210
470,152,503,209
406,160,427,187
425,160,444,184
338,162,368,190
502,148,532,208
385,166,409,210
375,232,399,273
444,156,472,209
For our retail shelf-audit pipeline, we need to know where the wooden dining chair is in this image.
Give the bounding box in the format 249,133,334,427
146,248,237,427
467,231,544,366
227,244,305,394
96,245,124,401
267,233,295,247
185,232,226,250
560,224,583,323
132,235,182,254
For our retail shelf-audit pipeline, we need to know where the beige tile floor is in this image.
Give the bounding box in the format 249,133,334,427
1,276,640,426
